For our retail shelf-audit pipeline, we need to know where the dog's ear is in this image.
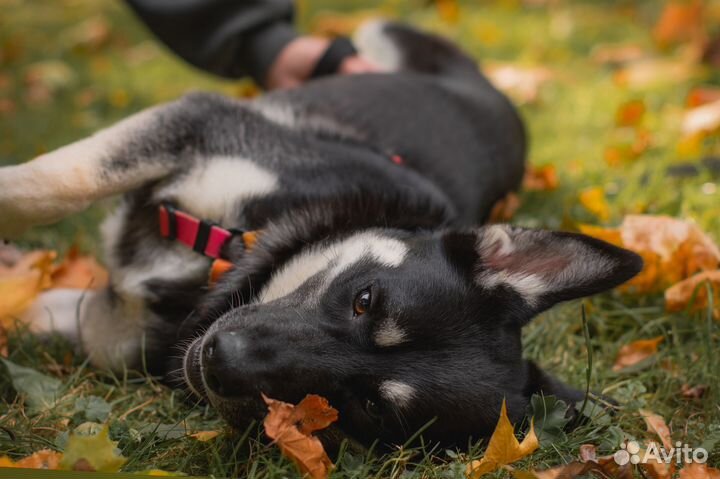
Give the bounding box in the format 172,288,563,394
442,225,643,319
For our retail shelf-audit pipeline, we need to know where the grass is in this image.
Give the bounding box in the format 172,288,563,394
1,0,719,476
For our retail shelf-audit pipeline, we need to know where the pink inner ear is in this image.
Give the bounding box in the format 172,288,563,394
485,244,570,277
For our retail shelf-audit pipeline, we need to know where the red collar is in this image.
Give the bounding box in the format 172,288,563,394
158,203,256,260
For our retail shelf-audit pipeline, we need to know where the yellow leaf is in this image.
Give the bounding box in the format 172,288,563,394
579,187,610,222
466,400,539,478
613,336,664,372
60,423,127,472
189,430,221,442
523,165,558,191
0,250,56,326
134,469,186,476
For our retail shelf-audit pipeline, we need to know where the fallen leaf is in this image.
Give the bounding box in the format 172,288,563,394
613,336,664,372
639,409,673,450
687,87,720,108
263,394,338,479
515,443,634,479
0,449,62,469
614,58,695,88
616,99,646,127
133,470,186,476
653,0,704,49
640,442,674,479
581,215,720,293
591,43,647,66
523,165,558,191
665,270,720,318
0,250,55,326
62,16,111,51
489,192,521,222
51,246,108,290
679,463,720,479
1,358,62,411
0,323,7,357
486,64,553,104
579,187,611,222
436,0,459,24
60,423,127,472
189,430,221,442
466,400,539,478
680,383,707,399
683,99,720,137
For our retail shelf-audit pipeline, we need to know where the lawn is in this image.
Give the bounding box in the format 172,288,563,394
1,0,719,477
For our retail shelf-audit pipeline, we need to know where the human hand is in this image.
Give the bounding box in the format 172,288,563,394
266,36,378,90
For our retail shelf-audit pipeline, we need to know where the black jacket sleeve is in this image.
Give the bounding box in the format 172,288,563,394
125,0,298,86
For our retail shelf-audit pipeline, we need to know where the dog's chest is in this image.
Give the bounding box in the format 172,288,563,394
153,157,279,226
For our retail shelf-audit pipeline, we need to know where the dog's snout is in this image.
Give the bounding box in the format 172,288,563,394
202,331,249,397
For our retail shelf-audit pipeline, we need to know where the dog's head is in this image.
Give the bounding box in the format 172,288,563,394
183,225,641,445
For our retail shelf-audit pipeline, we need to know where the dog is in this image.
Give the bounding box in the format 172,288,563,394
0,22,642,447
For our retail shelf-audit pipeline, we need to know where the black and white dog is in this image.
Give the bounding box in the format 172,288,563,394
0,23,641,446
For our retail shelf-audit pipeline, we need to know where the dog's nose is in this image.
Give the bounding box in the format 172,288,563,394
201,332,248,397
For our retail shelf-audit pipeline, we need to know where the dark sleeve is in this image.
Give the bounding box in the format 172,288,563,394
125,0,298,86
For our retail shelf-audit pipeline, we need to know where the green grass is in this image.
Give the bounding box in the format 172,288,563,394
1,0,719,476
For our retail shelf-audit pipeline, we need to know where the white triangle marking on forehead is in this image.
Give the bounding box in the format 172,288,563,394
257,232,408,304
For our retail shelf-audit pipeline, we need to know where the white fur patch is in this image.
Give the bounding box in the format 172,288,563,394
21,289,88,343
258,232,408,304
373,318,407,347
155,157,278,224
379,380,415,408
354,20,402,71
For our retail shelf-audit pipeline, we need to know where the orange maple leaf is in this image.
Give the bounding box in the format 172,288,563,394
263,394,338,479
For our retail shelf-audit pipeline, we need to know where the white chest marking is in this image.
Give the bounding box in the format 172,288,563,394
156,157,278,224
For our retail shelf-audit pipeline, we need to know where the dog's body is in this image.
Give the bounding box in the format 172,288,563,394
0,23,641,446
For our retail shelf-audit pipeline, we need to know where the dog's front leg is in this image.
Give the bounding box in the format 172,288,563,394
0,92,225,238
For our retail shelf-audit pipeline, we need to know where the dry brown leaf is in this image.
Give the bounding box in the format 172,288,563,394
515,444,634,479
486,64,553,104
639,410,673,450
679,463,720,479
581,215,720,293
489,192,521,223
680,383,707,399
640,443,674,479
51,246,108,290
523,165,558,191
466,400,539,478
613,336,664,372
665,270,720,318
263,394,338,479
0,250,56,327
683,99,720,137
653,0,704,49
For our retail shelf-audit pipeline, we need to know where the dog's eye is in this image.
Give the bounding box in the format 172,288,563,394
353,288,372,317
